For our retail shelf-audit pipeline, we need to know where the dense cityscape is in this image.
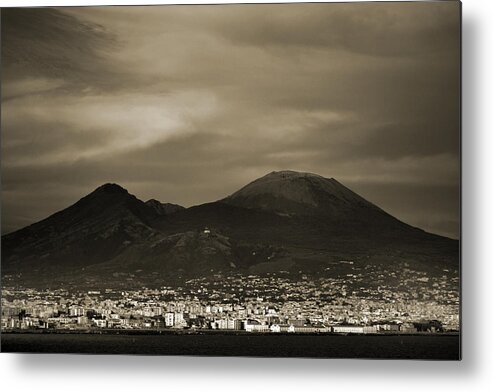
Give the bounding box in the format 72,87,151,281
2,261,459,335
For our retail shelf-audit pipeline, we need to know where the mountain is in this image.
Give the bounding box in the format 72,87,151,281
155,171,458,273
224,170,379,217
1,183,161,274
219,170,411,239
1,171,459,285
153,170,435,244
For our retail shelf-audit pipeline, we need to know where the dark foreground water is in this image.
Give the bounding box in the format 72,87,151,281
1,333,460,359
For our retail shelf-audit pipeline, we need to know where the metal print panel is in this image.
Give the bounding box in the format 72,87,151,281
0,1,461,359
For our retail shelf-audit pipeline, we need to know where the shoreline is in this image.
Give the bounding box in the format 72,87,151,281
1,329,460,337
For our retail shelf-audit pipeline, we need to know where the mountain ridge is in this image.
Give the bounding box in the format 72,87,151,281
145,199,185,216
1,171,459,284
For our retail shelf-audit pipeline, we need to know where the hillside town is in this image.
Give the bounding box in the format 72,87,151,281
2,263,459,334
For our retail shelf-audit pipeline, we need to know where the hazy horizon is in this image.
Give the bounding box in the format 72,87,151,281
1,3,460,238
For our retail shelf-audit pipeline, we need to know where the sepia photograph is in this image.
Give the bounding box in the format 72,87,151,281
1,1,461,359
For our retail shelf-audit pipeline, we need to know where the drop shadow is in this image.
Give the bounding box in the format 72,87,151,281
2,3,479,381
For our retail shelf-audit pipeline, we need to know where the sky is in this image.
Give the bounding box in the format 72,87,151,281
1,2,460,238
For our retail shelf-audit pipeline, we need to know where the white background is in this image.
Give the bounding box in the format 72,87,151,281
0,0,491,390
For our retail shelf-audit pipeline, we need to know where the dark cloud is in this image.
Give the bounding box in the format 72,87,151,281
1,3,460,239
1,8,118,88
206,2,460,56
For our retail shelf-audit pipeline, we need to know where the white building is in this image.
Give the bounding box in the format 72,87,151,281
165,312,174,327
332,325,364,334
245,321,270,333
